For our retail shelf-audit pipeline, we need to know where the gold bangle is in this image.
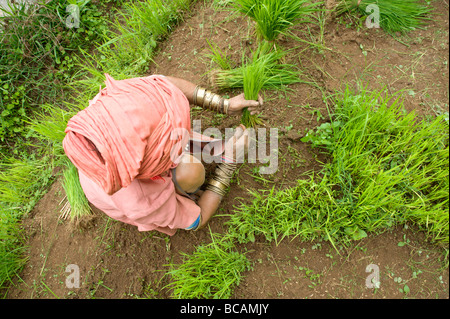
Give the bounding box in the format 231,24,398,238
203,90,214,109
195,87,207,106
223,99,230,114
193,85,199,105
194,87,229,114
209,178,228,191
210,94,222,112
206,179,227,197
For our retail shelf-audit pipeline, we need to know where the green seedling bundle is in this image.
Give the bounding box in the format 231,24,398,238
241,50,266,127
232,0,322,41
211,41,303,126
60,161,92,221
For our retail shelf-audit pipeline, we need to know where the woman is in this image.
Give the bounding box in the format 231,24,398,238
63,74,262,235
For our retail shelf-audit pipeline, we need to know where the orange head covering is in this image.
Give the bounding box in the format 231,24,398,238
63,74,191,195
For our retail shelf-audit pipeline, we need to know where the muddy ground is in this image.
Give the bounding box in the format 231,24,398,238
5,0,449,299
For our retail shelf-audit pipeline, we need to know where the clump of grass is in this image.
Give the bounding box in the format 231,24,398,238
164,231,252,299
0,203,28,291
28,103,79,160
227,174,339,245
0,0,108,153
227,87,449,247
0,156,55,209
336,0,432,35
322,87,449,245
232,0,323,41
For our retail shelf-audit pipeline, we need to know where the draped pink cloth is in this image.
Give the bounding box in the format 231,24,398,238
63,74,191,195
78,169,199,235
63,74,200,235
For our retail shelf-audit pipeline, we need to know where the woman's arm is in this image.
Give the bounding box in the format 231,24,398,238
165,76,197,104
165,75,263,115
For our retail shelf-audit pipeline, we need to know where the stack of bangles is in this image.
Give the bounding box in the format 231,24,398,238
193,86,235,196
193,85,230,115
205,158,237,197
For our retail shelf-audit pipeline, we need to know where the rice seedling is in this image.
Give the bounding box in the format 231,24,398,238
0,156,54,208
27,103,79,161
60,160,92,221
336,0,432,35
232,0,323,41
164,231,252,299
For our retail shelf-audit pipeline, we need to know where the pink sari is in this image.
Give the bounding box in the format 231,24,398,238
63,74,201,235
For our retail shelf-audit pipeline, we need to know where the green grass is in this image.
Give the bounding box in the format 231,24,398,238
227,87,449,247
72,0,191,95
0,156,55,291
0,0,110,151
164,231,252,299
232,0,323,41
336,0,432,35
323,87,449,245
206,39,235,70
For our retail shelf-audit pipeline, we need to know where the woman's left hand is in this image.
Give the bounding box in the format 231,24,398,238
227,93,263,116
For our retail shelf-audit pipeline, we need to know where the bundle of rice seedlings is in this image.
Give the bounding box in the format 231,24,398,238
214,43,303,90
232,0,322,41
242,54,266,127
228,87,449,247
213,42,303,126
60,161,91,221
336,0,431,35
